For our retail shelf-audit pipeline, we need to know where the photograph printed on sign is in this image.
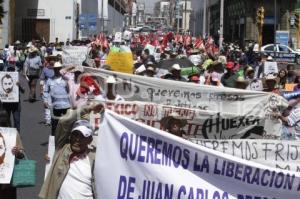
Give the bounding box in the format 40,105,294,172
0,72,19,103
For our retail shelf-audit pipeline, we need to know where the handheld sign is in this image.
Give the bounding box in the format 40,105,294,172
264,61,278,75
0,72,19,102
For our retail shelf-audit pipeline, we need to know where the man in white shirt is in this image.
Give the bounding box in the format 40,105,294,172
39,120,96,199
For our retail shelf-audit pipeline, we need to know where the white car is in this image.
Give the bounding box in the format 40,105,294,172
261,44,300,64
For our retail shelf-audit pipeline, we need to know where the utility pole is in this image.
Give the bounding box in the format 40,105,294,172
274,0,277,45
101,0,104,32
185,0,187,32
203,0,207,38
219,0,224,50
177,0,180,32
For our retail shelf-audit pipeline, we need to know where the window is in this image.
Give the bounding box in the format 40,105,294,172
278,45,290,53
264,45,275,51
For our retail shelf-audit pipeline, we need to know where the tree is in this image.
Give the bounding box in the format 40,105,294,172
0,0,6,25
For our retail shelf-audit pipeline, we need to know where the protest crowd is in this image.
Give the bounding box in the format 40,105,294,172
0,30,299,199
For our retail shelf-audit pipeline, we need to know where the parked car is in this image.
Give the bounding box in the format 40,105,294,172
138,26,156,33
261,44,300,64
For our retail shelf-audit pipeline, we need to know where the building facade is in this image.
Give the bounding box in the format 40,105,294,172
0,0,125,46
207,0,298,47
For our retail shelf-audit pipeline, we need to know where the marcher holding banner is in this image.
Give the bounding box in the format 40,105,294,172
39,120,95,199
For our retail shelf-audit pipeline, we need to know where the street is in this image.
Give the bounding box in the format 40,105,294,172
17,75,49,199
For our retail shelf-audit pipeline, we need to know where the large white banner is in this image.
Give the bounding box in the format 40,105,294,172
95,110,300,199
189,139,300,173
91,101,266,139
62,46,88,66
0,72,19,102
85,68,287,118
0,128,17,184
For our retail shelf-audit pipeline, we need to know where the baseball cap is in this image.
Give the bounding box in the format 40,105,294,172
71,120,93,137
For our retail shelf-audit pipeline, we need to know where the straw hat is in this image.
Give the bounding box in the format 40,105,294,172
53,62,63,68
171,64,181,71
106,76,116,84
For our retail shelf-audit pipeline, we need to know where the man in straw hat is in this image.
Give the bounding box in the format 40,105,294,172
263,74,279,94
95,76,125,101
24,46,42,102
164,64,187,82
40,55,57,125
235,76,249,90
43,62,71,135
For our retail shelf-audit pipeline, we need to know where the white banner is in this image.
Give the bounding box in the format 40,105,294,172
0,128,17,184
95,110,300,199
85,68,287,117
44,136,55,180
91,101,266,139
189,139,300,173
62,46,88,66
0,72,19,102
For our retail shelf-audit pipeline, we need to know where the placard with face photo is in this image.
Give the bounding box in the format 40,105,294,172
0,72,19,102
0,128,17,184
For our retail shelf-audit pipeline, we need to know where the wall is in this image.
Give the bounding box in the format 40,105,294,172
0,0,11,48
14,0,76,42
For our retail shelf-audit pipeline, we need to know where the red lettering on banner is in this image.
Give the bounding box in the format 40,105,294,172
144,104,157,117
162,106,195,120
105,102,139,116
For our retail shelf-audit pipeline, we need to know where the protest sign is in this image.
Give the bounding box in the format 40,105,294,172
44,136,55,180
114,32,122,43
189,139,300,173
264,61,278,75
62,46,88,66
95,110,300,199
85,68,288,118
90,101,266,139
105,52,133,74
0,72,19,102
0,128,17,184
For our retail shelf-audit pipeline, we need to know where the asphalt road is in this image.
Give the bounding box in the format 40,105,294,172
17,75,50,199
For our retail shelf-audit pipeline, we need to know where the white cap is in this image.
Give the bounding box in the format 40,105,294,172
54,62,63,68
106,76,116,84
171,64,181,71
71,120,93,137
267,56,273,61
72,125,93,137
